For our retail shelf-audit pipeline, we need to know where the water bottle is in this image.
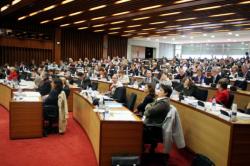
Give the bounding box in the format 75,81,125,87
212,98,216,111
231,103,237,122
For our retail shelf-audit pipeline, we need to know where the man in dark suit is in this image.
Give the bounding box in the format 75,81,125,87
141,70,158,86
75,72,91,90
205,67,221,85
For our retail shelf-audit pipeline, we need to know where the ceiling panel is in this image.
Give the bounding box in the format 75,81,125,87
0,0,250,38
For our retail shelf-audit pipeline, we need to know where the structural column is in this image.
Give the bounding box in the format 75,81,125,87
54,28,61,64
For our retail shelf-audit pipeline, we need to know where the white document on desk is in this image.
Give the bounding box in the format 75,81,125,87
108,110,136,121
15,97,40,102
104,102,123,108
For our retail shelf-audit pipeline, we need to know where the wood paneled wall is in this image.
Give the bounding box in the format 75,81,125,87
0,46,53,65
108,36,128,58
61,30,103,61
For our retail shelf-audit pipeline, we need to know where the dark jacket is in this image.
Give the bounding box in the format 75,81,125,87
193,75,205,84
177,84,197,97
137,94,154,114
37,79,51,96
75,77,91,90
144,97,170,125
205,75,221,85
43,89,61,106
63,85,70,98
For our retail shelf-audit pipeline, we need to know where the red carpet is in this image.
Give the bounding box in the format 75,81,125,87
0,106,193,166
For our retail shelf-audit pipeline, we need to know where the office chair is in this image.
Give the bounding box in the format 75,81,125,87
194,88,208,101
43,105,58,136
234,80,247,90
225,93,234,109
91,82,98,90
112,87,126,103
125,93,137,110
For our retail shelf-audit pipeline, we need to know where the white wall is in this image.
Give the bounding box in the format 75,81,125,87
127,39,159,60
127,39,175,59
159,43,175,59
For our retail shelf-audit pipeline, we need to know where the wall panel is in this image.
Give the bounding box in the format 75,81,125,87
61,30,103,61
108,36,128,58
0,46,53,65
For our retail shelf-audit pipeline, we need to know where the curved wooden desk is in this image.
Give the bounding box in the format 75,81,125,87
73,92,143,166
197,84,250,109
0,83,13,110
125,86,250,166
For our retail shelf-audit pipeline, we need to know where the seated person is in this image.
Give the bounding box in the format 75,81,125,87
75,72,91,90
209,78,229,106
229,65,238,79
238,64,250,80
141,70,158,86
129,63,139,76
177,77,197,97
159,71,172,87
43,78,63,134
109,74,123,95
174,67,186,80
135,84,155,116
118,70,130,84
7,67,18,81
193,68,205,84
143,84,172,150
60,77,70,98
37,73,51,96
205,67,221,85
99,67,108,81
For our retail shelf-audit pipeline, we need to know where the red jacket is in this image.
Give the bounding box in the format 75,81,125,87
8,71,18,81
209,89,229,106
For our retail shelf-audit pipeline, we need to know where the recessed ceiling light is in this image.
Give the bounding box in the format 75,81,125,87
150,21,166,25
122,34,132,36
69,11,83,16
18,16,27,20
133,17,150,21
110,20,125,24
203,34,207,36
91,16,106,20
109,27,121,30
228,32,233,35
174,0,194,4
222,18,246,22
211,35,215,38
1,5,10,12
92,24,106,28
165,25,181,28
94,29,105,32
194,5,221,11
74,20,86,24
115,0,131,4
89,5,107,11
156,31,169,34
43,5,56,11
40,20,51,24
190,36,194,39
124,30,136,32
53,16,65,21
139,5,162,11
61,0,75,5
191,22,210,26
112,11,130,16
209,13,235,17
163,36,167,39
234,23,250,26
60,23,70,27
181,35,186,38
147,38,151,40
235,34,239,37
12,0,21,5
108,32,119,34
215,29,230,32
78,27,88,30
238,1,250,4
127,24,141,28
142,28,156,31
203,26,221,29
29,11,41,16
138,32,148,35
176,17,196,21
160,12,181,16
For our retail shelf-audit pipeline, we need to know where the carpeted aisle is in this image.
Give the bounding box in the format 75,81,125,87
0,106,193,166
